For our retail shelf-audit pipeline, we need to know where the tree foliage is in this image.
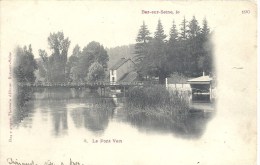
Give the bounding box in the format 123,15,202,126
86,62,105,82
13,45,38,120
39,31,71,82
66,45,81,82
68,41,108,82
37,36,109,83
135,17,214,84
154,19,167,42
179,17,188,41
14,45,37,83
134,21,152,64
169,20,178,44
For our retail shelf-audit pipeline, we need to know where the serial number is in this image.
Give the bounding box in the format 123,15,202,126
242,10,250,14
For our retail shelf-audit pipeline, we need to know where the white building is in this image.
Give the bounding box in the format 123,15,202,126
109,58,135,84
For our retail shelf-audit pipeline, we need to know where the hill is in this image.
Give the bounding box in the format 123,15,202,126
106,44,135,69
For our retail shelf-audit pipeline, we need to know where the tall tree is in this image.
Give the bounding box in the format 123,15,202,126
14,45,38,122
38,49,50,81
66,45,81,82
187,16,201,39
70,41,109,82
39,31,71,82
201,18,210,37
186,16,202,76
154,19,167,42
178,17,191,75
167,20,181,73
134,21,152,63
179,17,188,40
71,44,81,57
145,19,169,84
82,41,108,69
86,62,105,82
169,20,178,44
198,18,213,75
14,45,37,83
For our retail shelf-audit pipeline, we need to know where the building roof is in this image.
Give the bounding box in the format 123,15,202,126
187,75,212,84
110,58,133,70
119,71,138,82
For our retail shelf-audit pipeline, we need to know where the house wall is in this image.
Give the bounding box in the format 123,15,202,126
109,60,135,83
167,84,191,91
110,70,117,82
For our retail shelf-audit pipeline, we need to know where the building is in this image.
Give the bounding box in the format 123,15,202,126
166,77,191,91
109,58,136,84
187,74,213,102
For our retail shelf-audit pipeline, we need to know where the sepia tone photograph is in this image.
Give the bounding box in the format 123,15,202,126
0,1,257,165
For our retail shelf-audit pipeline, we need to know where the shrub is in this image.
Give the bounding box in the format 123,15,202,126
126,85,190,120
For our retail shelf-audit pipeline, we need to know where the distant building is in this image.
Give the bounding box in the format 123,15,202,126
109,58,136,83
166,77,191,91
187,73,214,102
166,72,216,103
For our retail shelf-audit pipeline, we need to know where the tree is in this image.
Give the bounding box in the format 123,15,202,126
145,39,169,83
39,32,70,82
86,62,105,82
66,45,81,82
187,16,201,39
71,44,81,57
154,19,167,42
185,16,202,76
167,20,181,73
201,18,210,37
14,45,38,120
38,49,50,81
14,45,37,83
71,41,108,82
134,17,213,80
144,19,169,84
179,17,188,40
169,20,178,44
134,21,152,63
82,41,108,69
198,18,213,75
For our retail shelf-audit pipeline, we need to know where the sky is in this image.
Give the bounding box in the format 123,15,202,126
0,1,217,58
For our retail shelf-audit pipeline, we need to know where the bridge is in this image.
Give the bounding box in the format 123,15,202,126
17,81,158,88
17,81,159,97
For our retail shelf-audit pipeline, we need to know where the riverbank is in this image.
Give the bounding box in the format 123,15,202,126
125,85,190,121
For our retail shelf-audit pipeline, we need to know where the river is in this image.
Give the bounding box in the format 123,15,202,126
12,87,214,138
6,87,218,165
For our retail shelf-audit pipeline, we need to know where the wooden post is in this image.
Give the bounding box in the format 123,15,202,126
209,84,212,102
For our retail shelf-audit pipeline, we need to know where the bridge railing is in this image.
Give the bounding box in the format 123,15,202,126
17,80,159,87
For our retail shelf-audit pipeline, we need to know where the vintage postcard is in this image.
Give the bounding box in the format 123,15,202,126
0,1,257,165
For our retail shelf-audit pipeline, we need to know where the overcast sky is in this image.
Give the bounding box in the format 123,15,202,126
0,1,221,58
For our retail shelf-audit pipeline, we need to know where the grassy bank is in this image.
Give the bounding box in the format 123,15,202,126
126,85,190,121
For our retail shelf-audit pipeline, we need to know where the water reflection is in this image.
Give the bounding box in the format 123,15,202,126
125,109,213,139
13,86,35,126
70,104,114,135
13,87,215,139
50,101,68,136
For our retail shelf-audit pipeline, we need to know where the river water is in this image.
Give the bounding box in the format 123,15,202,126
12,88,214,139
5,87,219,165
